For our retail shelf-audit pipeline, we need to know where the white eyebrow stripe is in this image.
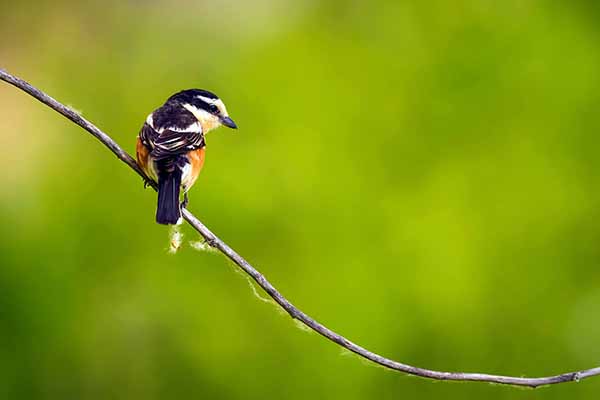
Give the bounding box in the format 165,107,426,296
196,95,217,104
186,98,229,117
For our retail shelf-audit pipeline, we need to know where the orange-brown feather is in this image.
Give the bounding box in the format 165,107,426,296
183,148,206,190
138,136,205,191
136,137,150,176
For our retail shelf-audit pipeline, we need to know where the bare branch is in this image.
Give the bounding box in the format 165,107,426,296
2,67,599,388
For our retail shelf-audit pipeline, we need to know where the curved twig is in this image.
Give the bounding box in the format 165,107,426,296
2,67,599,388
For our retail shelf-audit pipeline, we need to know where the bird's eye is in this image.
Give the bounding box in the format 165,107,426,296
209,104,219,114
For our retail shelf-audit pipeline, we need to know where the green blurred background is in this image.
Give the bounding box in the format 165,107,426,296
2,0,600,398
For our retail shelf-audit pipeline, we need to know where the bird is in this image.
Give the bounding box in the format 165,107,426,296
136,89,237,224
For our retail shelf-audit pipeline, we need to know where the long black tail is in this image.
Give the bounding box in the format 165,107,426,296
156,170,182,225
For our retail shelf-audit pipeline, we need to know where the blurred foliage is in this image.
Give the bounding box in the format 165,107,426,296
2,0,600,398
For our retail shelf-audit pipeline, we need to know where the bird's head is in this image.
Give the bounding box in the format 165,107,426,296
168,89,237,133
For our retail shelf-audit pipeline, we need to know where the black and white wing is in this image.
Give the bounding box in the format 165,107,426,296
139,122,159,149
151,126,205,160
143,105,205,160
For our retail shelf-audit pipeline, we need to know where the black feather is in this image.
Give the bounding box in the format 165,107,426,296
156,166,182,225
152,103,197,130
168,89,218,103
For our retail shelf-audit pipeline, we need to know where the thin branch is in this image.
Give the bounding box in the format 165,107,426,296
2,67,599,388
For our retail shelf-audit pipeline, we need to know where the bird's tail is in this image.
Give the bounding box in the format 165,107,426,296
156,170,182,225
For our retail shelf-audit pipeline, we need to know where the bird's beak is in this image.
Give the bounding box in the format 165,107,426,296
221,116,238,129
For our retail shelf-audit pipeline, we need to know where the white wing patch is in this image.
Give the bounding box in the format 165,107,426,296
148,112,202,135
146,113,154,128
167,122,202,133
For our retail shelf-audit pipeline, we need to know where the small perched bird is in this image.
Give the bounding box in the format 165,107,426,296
136,89,237,224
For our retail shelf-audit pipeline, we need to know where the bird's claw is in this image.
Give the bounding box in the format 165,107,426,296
181,192,189,208
143,177,154,189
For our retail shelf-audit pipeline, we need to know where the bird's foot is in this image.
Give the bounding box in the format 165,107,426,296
181,192,189,209
143,178,155,189
205,236,218,248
